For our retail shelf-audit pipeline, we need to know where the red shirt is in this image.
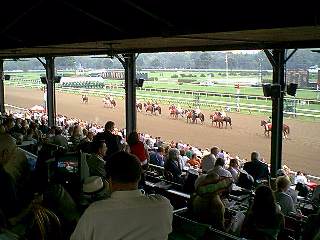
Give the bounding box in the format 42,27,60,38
130,142,148,162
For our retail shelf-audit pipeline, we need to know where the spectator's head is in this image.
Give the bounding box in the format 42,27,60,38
105,121,115,132
82,128,88,137
26,128,34,137
276,169,286,177
251,151,260,161
180,149,186,156
168,148,180,161
106,151,142,191
215,158,225,167
229,158,239,169
72,125,82,137
3,118,14,132
158,146,164,154
55,127,63,135
211,146,219,156
127,131,139,146
276,176,291,192
0,134,17,166
87,131,94,141
92,140,107,157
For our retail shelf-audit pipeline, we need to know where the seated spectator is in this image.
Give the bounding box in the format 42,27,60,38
178,149,189,170
276,169,298,205
186,153,201,168
49,127,69,150
201,146,218,173
208,158,232,179
274,176,297,215
241,185,284,240
69,124,83,146
94,121,121,159
189,172,232,230
71,151,173,240
86,140,107,179
294,171,309,185
80,176,110,208
243,151,270,183
164,148,184,184
149,146,165,167
23,128,37,145
127,131,149,167
228,158,240,183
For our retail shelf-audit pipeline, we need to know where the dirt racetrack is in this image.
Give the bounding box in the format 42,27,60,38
5,86,320,176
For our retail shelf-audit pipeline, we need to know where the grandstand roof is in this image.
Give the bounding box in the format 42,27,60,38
0,1,319,58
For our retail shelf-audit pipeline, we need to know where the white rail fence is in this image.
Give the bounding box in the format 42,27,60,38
5,82,320,118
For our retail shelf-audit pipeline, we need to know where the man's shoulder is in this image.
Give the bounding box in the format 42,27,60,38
143,194,173,208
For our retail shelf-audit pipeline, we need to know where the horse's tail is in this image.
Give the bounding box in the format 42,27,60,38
158,107,161,114
286,125,290,134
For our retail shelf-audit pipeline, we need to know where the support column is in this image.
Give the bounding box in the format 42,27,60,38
124,54,137,139
0,59,5,114
45,57,56,127
270,49,286,177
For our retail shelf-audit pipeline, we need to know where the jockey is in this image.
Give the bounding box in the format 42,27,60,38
177,104,182,112
220,110,227,118
195,106,201,115
225,104,231,112
153,101,159,110
267,116,272,123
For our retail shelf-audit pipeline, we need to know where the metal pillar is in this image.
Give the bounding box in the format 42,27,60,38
124,54,137,139
0,59,5,114
265,49,286,177
45,57,56,127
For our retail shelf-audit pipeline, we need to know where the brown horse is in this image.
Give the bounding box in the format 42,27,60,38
144,103,161,115
210,112,223,128
81,95,88,104
169,105,184,119
260,120,290,139
210,112,232,129
186,110,204,124
136,102,143,112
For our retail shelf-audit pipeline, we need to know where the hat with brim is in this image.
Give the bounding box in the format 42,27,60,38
83,176,105,194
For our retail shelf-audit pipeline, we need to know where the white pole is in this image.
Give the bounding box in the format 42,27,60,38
225,53,229,81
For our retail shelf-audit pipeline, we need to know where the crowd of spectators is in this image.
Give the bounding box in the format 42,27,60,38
0,109,319,240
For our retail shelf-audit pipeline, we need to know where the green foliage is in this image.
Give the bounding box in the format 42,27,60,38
171,74,179,78
200,73,206,77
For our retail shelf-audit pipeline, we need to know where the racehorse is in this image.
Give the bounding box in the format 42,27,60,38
81,95,88,104
192,112,205,124
210,112,232,128
144,103,161,115
136,102,143,112
260,120,290,139
210,112,224,128
186,110,204,124
169,105,184,119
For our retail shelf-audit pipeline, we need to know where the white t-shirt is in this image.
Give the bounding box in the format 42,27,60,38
71,190,173,240
294,175,308,185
